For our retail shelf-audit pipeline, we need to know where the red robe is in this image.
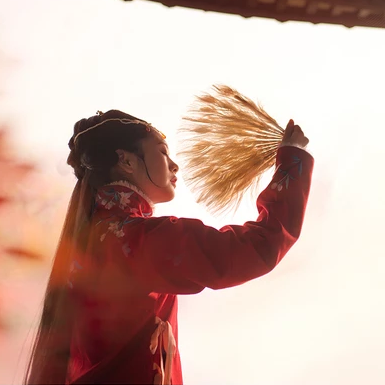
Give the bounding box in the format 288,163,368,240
66,146,314,384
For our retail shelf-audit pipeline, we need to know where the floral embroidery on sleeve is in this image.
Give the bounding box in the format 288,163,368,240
122,242,131,257
166,254,183,267
67,260,83,289
100,217,138,242
271,155,303,191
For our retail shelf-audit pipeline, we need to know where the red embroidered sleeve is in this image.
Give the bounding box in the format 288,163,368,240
113,146,314,294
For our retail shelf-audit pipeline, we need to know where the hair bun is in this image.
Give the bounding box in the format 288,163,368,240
66,110,149,181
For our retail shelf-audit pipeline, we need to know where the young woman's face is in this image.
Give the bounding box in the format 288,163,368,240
131,132,179,204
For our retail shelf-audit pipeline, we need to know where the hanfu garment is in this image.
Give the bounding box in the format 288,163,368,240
66,146,314,384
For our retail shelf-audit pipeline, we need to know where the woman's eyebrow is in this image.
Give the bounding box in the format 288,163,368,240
158,141,169,147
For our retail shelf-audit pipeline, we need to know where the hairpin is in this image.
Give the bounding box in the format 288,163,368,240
73,118,157,144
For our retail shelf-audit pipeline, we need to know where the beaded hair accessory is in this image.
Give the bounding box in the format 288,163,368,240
73,110,166,144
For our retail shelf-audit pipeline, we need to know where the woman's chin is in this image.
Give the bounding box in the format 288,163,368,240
164,189,176,203
152,188,176,204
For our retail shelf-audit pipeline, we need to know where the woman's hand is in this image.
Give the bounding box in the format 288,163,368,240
280,119,309,149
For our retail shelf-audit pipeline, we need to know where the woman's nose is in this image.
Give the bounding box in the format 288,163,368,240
171,159,179,173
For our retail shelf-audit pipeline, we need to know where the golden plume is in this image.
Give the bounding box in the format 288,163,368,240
177,85,284,215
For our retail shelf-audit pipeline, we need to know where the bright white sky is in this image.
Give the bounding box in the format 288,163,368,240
1,0,385,384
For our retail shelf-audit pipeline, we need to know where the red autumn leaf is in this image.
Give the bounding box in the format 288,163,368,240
0,196,10,205
0,317,8,332
4,247,43,261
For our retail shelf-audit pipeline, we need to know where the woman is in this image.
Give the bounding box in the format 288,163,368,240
24,110,313,384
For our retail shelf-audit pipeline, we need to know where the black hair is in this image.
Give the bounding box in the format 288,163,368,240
23,110,151,384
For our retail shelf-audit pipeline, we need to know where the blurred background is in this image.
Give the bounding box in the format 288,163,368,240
0,0,384,384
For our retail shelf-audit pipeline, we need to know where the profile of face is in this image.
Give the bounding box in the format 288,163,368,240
115,131,179,204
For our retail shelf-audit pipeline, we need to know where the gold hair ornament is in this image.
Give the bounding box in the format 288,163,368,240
73,118,165,144
151,127,166,139
177,84,284,216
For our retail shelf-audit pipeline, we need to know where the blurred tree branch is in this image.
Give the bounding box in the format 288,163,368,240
0,51,41,335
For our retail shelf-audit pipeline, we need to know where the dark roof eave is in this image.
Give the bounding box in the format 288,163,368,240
123,0,385,29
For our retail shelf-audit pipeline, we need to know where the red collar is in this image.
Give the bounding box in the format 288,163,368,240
95,181,153,218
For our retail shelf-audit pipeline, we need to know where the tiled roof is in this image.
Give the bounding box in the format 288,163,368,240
123,0,385,28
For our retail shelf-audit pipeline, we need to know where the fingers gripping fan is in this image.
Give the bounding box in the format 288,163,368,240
177,85,285,216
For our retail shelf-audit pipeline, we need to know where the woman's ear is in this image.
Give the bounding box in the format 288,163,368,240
116,149,128,165
115,149,140,174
